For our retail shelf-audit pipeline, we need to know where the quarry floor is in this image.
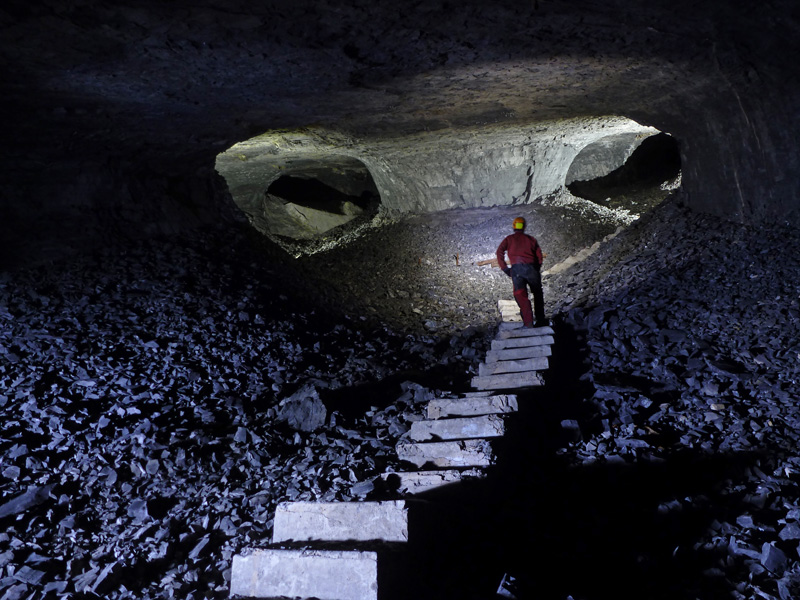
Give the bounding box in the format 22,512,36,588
2,185,800,599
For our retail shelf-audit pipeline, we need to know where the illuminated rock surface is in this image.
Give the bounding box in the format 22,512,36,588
2,2,800,599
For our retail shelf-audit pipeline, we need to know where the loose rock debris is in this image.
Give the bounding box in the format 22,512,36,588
2,191,800,599
0,230,463,600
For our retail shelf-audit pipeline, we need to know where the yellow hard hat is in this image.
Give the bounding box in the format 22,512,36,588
513,217,525,230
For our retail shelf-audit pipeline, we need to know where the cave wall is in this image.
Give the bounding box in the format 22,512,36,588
565,133,651,185
0,160,238,270
216,117,658,226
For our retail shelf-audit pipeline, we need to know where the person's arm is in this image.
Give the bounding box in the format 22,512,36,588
496,237,510,272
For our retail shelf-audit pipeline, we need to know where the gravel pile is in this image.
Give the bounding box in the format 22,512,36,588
0,231,462,599
530,195,800,600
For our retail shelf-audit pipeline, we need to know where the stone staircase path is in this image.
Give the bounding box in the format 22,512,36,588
229,299,555,599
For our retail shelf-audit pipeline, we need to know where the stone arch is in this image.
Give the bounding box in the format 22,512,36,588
566,131,682,209
216,148,381,241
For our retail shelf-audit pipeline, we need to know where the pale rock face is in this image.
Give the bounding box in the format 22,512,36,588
215,117,658,239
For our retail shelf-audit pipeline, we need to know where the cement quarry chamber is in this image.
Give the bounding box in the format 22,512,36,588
2,2,800,600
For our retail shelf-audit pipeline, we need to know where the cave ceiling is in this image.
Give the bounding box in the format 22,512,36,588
0,1,764,165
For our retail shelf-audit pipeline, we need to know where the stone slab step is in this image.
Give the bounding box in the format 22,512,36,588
498,321,552,331
427,394,518,419
273,501,408,544
485,345,551,362
496,325,555,339
396,439,494,469
498,299,523,308
231,549,377,600
478,356,548,377
498,321,528,330
378,469,486,495
491,335,554,350
471,370,544,391
407,414,505,442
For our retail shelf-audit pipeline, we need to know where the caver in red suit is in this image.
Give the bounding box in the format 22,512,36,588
496,217,547,328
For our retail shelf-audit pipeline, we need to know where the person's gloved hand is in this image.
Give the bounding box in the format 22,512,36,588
503,267,511,277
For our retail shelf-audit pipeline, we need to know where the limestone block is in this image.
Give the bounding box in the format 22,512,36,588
230,549,377,600
502,313,523,322
485,345,551,362
491,335,554,350
496,325,555,339
396,439,494,468
272,501,408,543
471,371,543,391
379,469,486,494
427,394,518,419
408,415,505,442
478,357,549,377
498,321,529,331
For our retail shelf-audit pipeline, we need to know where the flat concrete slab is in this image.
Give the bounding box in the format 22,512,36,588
379,469,486,494
407,414,505,442
485,345,551,362
496,325,555,339
498,321,526,330
230,549,377,600
396,439,494,468
427,394,518,419
471,371,543,391
272,501,408,544
478,356,549,377
498,299,523,309
491,335,554,350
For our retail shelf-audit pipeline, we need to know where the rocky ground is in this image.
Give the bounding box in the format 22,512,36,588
2,182,800,599
296,191,636,336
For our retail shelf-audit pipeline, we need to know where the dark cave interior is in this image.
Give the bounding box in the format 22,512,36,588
567,132,682,209
2,1,800,599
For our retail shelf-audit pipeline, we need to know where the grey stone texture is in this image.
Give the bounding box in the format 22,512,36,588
565,131,650,184
218,118,656,229
491,336,555,350
275,383,327,432
478,357,549,377
396,440,494,469
379,469,486,495
230,549,378,600
471,371,544,391
407,415,506,442
272,501,409,543
485,346,552,362
426,395,518,419
495,326,555,339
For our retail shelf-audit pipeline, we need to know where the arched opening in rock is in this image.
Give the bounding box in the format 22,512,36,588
261,159,381,241
215,144,382,253
263,162,380,240
566,132,682,213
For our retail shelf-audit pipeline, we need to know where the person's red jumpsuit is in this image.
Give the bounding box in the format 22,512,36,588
496,230,546,327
